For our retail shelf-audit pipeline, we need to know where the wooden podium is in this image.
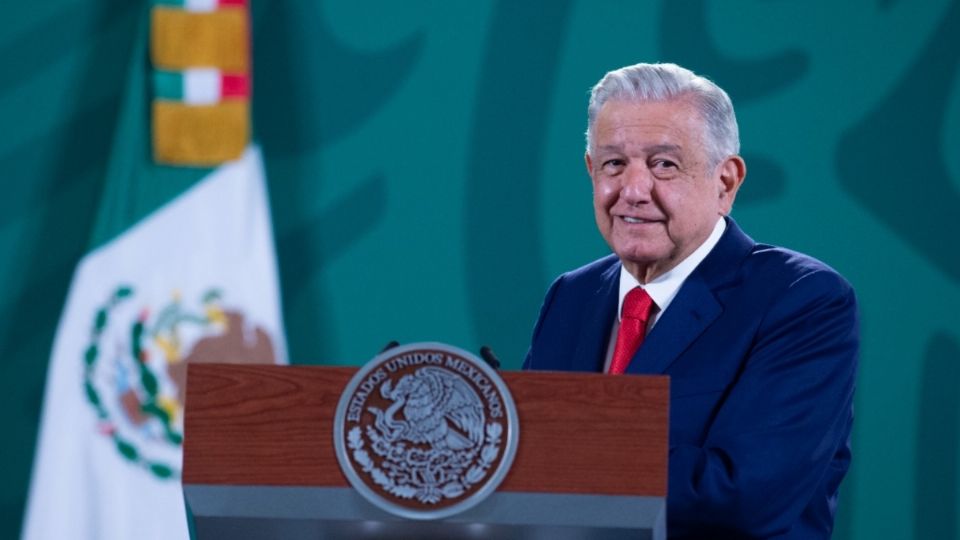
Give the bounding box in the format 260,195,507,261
183,364,669,539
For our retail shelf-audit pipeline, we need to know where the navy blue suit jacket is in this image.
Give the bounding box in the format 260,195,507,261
523,219,858,539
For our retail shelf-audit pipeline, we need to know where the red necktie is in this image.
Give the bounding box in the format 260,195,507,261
608,287,655,375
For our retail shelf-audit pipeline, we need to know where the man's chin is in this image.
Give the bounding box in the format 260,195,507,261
614,246,668,265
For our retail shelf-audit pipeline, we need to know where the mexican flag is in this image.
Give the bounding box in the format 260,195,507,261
21,3,284,539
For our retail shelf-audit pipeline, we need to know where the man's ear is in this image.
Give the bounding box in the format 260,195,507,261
718,155,747,214
585,152,594,177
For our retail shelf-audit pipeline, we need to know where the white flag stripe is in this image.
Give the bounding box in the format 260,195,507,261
184,0,218,13
22,145,285,540
183,68,221,105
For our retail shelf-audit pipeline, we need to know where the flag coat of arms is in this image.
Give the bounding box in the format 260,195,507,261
22,2,283,539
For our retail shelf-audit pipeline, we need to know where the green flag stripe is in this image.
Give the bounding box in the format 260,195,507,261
152,70,184,101
151,0,187,8
90,6,211,250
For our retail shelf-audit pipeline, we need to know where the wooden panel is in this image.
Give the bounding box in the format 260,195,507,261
499,371,667,496
183,364,668,497
183,364,354,488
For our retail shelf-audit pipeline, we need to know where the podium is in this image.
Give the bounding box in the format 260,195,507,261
183,364,669,539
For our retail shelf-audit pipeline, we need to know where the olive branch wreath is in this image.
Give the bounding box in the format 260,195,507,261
347,421,503,504
82,285,222,479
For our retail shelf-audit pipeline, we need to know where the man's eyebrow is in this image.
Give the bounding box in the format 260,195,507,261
594,143,683,155
644,144,683,154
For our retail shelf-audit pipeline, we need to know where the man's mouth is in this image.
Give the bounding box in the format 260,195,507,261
621,216,659,224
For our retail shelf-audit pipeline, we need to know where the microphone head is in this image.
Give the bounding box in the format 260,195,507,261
479,345,501,370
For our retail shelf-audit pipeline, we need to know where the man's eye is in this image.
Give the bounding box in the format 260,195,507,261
602,159,625,171
652,159,677,169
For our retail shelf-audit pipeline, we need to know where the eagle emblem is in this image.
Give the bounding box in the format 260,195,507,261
370,367,484,451
82,285,276,479
334,343,519,520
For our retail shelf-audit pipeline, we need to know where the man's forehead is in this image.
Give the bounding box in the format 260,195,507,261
592,99,706,148
597,99,699,126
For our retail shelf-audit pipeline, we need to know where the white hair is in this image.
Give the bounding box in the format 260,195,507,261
586,62,740,165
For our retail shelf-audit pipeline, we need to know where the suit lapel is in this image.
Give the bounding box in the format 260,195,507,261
625,218,755,375
627,274,721,374
572,259,620,373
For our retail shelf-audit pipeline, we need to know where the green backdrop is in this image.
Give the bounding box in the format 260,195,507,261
1,1,958,538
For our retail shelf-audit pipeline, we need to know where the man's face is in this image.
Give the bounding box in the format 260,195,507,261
587,98,744,283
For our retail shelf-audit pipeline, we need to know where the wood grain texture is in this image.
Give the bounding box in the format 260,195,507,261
183,364,668,497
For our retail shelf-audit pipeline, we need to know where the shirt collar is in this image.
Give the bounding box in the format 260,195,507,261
617,217,726,321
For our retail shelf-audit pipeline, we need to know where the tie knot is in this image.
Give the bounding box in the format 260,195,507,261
622,287,654,322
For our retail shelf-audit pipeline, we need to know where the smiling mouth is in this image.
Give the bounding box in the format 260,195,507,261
620,216,660,224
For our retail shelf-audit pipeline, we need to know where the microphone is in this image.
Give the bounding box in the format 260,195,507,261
379,340,400,353
479,345,501,370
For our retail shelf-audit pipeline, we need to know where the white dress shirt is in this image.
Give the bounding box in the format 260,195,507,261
602,217,727,372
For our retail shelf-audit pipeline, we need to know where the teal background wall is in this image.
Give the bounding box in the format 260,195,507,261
2,0,959,538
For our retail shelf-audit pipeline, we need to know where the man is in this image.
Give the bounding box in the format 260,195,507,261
523,63,858,539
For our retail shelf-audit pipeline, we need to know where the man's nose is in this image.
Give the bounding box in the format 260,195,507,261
620,165,654,203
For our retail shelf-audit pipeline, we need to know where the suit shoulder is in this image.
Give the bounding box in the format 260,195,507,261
745,244,854,297
557,253,620,284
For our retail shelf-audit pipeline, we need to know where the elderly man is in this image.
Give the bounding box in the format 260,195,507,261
523,63,858,539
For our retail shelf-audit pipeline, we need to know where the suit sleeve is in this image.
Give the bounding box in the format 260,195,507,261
522,274,564,370
668,269,859,538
